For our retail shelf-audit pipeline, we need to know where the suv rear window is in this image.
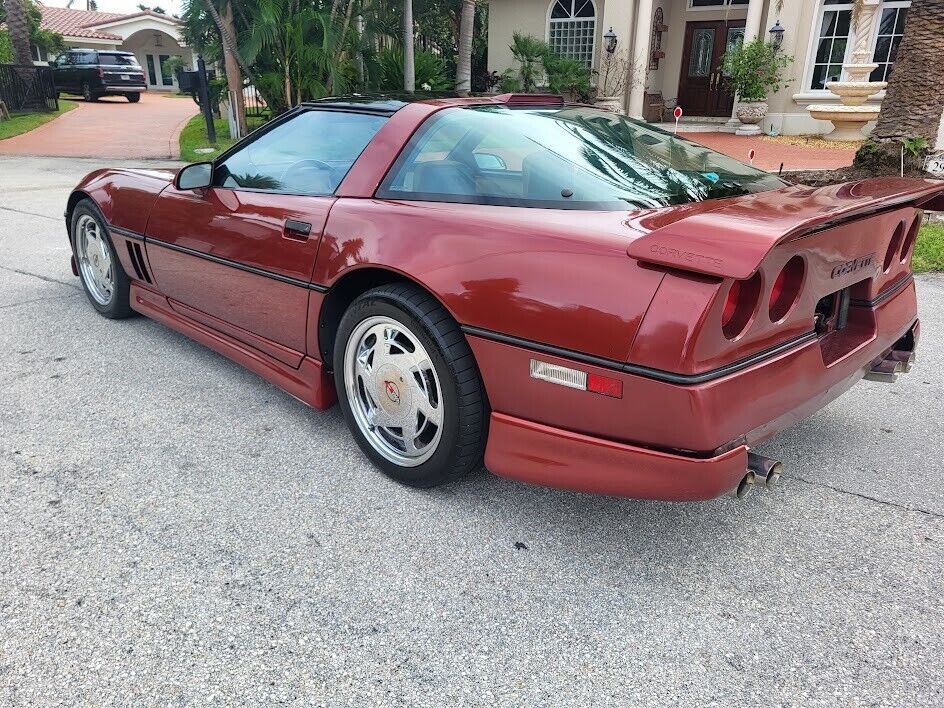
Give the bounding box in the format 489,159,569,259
99,53,139,66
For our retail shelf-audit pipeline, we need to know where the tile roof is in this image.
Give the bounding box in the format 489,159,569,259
34,4,182,41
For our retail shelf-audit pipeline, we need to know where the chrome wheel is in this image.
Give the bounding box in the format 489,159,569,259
75,214,113,306
343,316,444,467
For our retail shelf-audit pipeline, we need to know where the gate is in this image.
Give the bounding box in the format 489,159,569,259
0,64,58,113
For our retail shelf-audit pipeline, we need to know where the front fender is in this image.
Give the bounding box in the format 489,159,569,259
67,167,177,236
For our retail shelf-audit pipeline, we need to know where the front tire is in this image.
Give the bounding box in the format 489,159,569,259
334,283,487,488
82,82,97,102
125,93,140,103
70,199,133,319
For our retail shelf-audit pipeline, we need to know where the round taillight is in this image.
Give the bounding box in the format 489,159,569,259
884,222,906,272
722,272,761,340
769,256,805,322
900,215,921,264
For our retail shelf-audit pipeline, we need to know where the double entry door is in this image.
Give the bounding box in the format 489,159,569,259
677,20,745,118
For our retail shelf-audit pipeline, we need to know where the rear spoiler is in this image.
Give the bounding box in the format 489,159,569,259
626,178,944,280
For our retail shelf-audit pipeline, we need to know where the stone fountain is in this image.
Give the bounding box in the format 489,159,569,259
807,0,886,141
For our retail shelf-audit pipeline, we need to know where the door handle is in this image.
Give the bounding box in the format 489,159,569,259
283,219,312,241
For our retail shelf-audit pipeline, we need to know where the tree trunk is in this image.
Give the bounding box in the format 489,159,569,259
222,1,248,137
869,0,944,146
203,0,255,82
455,0,475,96
5,0,33,66
402,0,414,93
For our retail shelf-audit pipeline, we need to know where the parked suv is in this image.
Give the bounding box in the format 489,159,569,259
51,50,147,103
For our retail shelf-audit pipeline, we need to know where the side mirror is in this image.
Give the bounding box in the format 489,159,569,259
175,162,213,191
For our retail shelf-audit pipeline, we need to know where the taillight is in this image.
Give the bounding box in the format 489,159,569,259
721,273,761,340
884,222,905,272
769,256,805,322
900,214,921,264
97,67,105,79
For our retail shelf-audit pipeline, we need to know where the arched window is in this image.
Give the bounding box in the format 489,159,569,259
548,0,597,66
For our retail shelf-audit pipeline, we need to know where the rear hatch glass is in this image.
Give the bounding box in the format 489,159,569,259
99,53,140,67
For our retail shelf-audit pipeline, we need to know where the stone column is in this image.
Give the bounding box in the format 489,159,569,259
627,0,654,118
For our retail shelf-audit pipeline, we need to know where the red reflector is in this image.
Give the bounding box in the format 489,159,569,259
586,373,623,398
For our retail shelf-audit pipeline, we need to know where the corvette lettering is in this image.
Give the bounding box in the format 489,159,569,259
649,244,723,268
831,253,875,279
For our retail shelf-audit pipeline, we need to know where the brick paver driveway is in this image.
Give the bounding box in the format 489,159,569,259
0,92,198,160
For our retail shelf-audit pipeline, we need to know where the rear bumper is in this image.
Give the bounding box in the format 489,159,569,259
486,413,749,501
473,280,919,500
102,85,146,92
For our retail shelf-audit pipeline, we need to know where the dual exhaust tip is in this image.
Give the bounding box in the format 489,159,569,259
729,452,783,499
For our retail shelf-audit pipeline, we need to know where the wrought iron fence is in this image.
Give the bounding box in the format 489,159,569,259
243,83,271,124
0,64,58,113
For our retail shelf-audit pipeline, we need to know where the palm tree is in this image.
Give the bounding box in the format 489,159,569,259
402,0,414,92
854,0,944,172
455,0,474,96
4,0,33,66
870,0,944,145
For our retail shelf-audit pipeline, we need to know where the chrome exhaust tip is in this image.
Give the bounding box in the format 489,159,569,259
748,452,783,488
728,471,755,499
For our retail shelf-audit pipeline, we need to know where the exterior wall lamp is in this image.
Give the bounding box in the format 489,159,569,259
768,20,785,51
604,27,618,54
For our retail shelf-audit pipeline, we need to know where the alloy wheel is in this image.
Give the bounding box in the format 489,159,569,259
75,214,114,306
343,316,444,467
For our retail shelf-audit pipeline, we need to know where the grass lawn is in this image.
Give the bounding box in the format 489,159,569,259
179,113,267,162
914,224,944,274
0,100,78,141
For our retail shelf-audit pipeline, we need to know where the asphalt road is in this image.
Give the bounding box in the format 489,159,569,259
1,155,943,707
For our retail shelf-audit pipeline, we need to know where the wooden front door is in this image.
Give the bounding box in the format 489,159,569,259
677,20,745,117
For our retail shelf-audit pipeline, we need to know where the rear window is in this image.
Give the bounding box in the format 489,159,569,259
378,105,787,210
99,53,139,67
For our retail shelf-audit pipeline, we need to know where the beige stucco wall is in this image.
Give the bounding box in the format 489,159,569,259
487,0,901,135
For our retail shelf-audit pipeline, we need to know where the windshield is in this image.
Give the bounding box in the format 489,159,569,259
380,105,787,210
99,53,139,67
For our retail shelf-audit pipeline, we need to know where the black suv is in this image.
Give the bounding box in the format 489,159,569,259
51,49,147,103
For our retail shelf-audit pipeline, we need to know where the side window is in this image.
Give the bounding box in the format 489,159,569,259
79,52,97,65
213,110,387,195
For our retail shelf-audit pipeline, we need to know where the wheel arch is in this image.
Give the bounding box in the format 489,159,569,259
317,266,463,369
65,190,95,233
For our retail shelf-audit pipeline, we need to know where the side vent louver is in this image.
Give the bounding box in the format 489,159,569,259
125,242,152,284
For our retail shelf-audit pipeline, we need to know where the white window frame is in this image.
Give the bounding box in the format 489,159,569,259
687,0,749,11
802,0,911,94
545,0,597,69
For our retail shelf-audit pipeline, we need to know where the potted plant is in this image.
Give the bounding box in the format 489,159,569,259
593,48,629,112
722,38,792,136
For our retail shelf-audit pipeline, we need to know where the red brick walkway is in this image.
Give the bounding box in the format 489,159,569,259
0,92,198,160
680,132,856,172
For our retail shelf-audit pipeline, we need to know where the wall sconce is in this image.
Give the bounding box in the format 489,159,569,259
768,20,785,51
604,27,617,54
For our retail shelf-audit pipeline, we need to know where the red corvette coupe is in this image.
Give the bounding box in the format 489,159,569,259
66,94,944,500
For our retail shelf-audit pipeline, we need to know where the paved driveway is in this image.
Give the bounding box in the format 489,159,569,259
1,156,943,706
0,92,198,160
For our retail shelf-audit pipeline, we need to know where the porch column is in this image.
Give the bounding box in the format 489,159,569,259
627,0,654,118
743,0,765,42
723,0,768,131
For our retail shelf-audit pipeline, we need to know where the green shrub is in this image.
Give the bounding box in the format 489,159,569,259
371,47,451,92
544,55,592,102
722,38,792,101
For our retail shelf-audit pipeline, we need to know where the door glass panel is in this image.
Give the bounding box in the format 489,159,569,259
723,27,744,76
214,110,387,195
159,55,174,86
689,29,714,77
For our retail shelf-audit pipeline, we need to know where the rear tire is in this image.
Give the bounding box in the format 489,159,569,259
334,283,487,488
70,199,133,319
125,93,140,103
